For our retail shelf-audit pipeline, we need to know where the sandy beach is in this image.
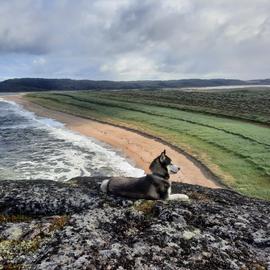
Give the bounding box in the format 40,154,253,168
3,94,220,188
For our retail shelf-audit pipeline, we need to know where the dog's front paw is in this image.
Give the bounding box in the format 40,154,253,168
168,193,189,201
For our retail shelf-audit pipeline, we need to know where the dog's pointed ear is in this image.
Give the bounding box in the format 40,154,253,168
160,150,166,162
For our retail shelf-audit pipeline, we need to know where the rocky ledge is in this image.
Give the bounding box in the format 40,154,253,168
0,177,269,270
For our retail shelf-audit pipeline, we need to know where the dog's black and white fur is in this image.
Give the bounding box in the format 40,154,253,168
100,150,189,201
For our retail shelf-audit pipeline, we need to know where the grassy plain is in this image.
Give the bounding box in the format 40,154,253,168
26,88,270,200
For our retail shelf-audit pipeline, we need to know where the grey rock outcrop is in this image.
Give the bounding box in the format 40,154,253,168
0,177,269,270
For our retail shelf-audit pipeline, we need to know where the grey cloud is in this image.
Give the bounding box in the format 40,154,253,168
0,0,269,80
0,0,50,54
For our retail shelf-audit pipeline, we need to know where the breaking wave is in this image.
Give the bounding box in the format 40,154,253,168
0,98,144,181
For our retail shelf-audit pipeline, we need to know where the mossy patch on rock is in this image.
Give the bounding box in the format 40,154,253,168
0,215,32,224
187,191,211,202
0,263,24,270
0,238,41,261
48,215,69,232
133,200,157,216
0,214,70,268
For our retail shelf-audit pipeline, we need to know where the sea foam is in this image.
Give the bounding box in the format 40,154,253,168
0,98,145,181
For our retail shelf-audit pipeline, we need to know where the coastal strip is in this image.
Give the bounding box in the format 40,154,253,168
3,94,220,188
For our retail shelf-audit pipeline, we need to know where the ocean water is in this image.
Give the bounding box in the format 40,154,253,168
0,98,144,181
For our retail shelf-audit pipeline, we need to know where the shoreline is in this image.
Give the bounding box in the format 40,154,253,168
3,94,221,188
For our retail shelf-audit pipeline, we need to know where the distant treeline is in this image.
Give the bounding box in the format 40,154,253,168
0,78,270,92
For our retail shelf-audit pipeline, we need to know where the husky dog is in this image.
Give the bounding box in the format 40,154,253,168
100,150,189,201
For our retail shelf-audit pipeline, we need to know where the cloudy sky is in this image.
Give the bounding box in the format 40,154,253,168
0,0,269,81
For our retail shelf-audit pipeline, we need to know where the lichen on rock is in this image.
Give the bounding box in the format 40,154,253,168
0,177,269,269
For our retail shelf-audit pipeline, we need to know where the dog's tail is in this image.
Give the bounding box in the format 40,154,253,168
100,179,110,193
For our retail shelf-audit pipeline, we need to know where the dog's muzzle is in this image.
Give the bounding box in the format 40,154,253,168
167,164,180,174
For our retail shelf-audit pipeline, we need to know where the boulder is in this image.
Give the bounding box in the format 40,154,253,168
0,177,269,269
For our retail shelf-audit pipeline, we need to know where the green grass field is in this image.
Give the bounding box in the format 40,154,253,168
26,88,270,200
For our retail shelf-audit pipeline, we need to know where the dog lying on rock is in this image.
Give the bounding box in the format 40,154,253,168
100,150,189,201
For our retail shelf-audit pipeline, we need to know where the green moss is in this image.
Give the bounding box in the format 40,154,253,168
0,263,24,270
134,200,157,216
0,215,69,266
187,192,210,202
0,215,32,224
48,215,69,232
0,238,41,261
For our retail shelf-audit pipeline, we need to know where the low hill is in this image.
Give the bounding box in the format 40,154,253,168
1,78,270,92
